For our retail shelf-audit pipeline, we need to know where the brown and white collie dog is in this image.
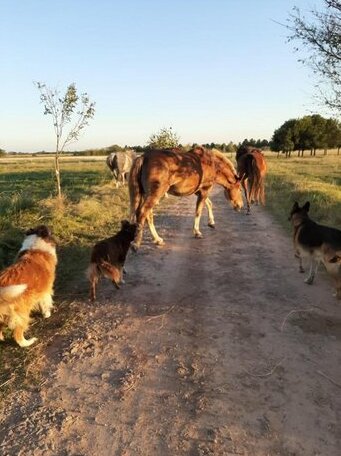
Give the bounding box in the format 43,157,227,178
0,225,57,347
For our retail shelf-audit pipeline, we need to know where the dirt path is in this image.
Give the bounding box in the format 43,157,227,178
1,189,340,456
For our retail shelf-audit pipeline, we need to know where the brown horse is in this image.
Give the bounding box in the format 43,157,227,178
129,146,243,249
236,146,267,214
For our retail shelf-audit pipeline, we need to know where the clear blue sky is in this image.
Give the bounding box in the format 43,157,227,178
1,0,324,152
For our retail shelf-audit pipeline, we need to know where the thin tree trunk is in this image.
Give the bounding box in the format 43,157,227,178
55,153,62,198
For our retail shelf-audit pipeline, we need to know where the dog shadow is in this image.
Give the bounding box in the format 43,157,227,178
290,312,341,340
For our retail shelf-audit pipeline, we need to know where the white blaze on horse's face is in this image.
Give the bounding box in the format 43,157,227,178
224,182,243,211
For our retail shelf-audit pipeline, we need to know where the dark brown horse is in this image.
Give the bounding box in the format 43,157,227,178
129,146,243,249
236,146,267,214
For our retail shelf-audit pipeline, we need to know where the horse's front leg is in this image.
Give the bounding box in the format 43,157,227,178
193,192,207,238
205,198,215,228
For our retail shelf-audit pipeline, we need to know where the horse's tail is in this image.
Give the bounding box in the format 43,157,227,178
245,155,262,205
129,155,144,223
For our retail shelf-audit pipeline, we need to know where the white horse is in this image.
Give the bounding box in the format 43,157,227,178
106,150,137,186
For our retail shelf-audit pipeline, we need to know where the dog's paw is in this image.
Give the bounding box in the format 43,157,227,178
334,289,341,299
131,242,139,252
0,332,4,342
18,337,38,348
43,310,51,319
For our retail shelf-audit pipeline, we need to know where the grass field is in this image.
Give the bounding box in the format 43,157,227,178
0,157,129,279
265,154,341,230
0,152,340,401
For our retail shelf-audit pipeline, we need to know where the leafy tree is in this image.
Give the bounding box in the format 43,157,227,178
0,148,6,157
325,117,341,153
287,0,341,112
271,115,341,156
271,119,298,157
35,82,95,197
147,127,180,149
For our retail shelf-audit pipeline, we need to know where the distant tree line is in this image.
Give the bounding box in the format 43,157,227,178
271,114,341,157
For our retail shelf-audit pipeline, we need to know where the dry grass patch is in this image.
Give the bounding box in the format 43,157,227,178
265,154,341,230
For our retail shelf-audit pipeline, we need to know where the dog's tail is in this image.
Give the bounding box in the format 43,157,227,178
87,261,121,289
129,155,144,223
323,245,341,264
99,261,121,288
0,284,27,302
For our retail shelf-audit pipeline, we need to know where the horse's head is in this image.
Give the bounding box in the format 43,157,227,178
224,175,243,211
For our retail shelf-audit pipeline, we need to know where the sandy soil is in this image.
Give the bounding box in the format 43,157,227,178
0,189,340,456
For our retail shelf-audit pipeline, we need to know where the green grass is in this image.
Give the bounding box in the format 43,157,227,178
265,154,341,231
0,157,131,398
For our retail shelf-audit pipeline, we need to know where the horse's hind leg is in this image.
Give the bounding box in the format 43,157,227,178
205,198,215,228
147,209,164,245
193,192,207,238
260,178,266,205
242,178,251,214
133,188,166,249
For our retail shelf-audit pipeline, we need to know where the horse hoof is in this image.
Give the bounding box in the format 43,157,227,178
299,267,305,273
208,223,215,229
154,238,164,246
194,233,203,239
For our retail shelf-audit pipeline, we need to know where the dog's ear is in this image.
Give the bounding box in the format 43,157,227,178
25,228,35,236
288,201,299,221
121,220,130,229
26,225,51,238
302,201,310,212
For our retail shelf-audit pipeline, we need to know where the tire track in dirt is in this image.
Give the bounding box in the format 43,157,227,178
0,189,340,455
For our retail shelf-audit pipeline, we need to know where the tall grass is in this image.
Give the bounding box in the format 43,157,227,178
0,158,130,288
265,154,341,230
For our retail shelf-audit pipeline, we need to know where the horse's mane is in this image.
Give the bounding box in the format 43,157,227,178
211,149,237,174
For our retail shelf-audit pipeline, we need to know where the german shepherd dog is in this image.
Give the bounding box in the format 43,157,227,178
0,225,57,347
289,202,341,298
87,220,137,301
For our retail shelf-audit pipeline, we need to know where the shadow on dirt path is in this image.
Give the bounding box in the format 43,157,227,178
0,189,340,455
